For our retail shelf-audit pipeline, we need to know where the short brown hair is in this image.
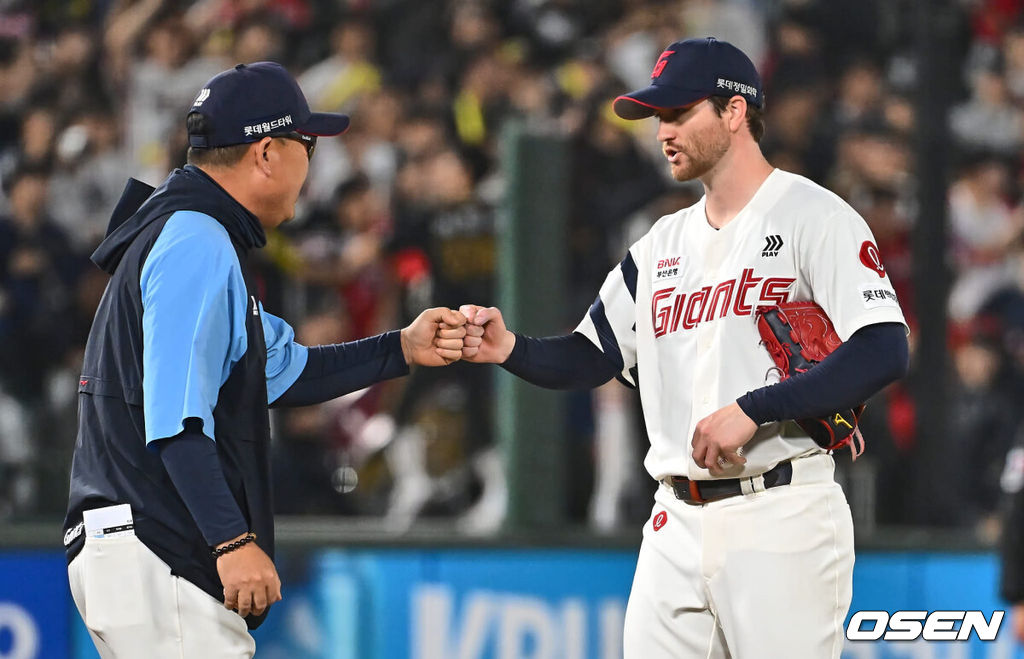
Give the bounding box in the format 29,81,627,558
709,95,765,143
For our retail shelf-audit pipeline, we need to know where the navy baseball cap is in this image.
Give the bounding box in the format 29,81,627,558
613,37,763,120
187,61,350,148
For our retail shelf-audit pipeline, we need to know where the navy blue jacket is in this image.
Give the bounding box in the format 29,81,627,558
63,166,274,628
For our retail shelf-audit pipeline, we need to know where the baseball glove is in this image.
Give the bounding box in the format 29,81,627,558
755,301,865,459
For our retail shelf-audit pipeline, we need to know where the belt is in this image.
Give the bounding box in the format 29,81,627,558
666,460,794,504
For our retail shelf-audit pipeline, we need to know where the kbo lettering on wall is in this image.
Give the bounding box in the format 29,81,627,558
413,584,625,659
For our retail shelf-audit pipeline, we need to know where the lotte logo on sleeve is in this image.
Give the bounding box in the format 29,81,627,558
859,241,886,278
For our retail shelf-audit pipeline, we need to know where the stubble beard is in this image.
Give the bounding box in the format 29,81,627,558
670,124,730,182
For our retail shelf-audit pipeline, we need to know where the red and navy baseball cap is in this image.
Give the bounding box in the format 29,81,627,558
613,37,763,120
187,61,350,148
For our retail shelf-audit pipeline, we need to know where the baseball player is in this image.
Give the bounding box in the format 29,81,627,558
460,37,909,657
62,62,467,658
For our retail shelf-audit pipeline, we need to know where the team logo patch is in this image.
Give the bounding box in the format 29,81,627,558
859,241,886,278
652,511,667,531
651,50,674,78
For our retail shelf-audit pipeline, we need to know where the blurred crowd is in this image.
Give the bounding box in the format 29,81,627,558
1,0,1023,540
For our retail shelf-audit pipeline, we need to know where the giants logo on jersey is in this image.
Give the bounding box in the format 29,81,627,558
652,268,795,338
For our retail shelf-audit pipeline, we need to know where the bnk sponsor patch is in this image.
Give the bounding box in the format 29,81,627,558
654,256,682,281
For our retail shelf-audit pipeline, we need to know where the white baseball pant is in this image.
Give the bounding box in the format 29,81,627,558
68,534,255,658
623,453,854,658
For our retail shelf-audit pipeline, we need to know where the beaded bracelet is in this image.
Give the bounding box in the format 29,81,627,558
211,532,257,559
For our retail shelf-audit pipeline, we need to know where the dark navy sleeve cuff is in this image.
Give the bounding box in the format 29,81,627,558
501,332,620,390
272,330,410,407
736,322,909,424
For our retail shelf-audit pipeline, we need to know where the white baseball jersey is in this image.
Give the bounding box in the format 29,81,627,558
575,169,908,481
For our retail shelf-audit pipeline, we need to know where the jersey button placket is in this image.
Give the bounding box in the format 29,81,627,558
697,325,714,407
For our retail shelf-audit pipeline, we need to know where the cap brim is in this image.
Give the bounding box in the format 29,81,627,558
612,85,708,120
297,112,350,136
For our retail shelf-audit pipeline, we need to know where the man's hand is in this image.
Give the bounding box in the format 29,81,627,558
459,304,516,363
216,536,282,618
691,402,756,476
400,307,467,366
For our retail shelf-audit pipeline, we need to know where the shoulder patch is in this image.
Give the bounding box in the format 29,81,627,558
859,241,886,278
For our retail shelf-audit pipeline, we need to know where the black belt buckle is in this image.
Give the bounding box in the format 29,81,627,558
669,476,707,503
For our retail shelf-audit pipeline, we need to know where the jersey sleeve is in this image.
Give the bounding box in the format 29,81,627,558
800,206,908,341
573,248,640,386
140,211,248,444
260,307,309,404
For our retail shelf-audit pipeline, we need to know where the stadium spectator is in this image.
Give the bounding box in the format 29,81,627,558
0,166,81,403
947,153,1024,321
951,64,1024,156
948,329,1017,536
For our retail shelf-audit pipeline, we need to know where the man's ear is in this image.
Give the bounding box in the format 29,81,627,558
254,138,273,173
727,96,747,133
